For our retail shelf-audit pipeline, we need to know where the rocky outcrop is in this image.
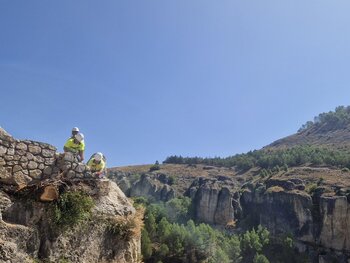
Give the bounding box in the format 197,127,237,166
130,174,175,202
0,128,141,263
1,180,141,263
319,195,350,251
241,183,314,242
111,171,176,202
186,176,240,225
241,179,350,262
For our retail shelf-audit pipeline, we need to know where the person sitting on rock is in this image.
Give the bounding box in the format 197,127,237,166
71,127,80,138
87,152,106,178
64,132,85,161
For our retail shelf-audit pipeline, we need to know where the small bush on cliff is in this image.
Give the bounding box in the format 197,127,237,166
305,183,317,194
149,161,160,172
51,191,94,230
106,206,144,241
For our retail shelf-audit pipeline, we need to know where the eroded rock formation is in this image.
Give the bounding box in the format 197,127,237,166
0,128,141,263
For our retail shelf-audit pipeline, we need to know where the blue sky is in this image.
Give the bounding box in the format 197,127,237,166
1,0,350,166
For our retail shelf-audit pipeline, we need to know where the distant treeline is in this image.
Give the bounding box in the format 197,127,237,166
299,105,350,132
164,145,350,170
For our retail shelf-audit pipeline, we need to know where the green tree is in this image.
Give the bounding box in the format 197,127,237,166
141,229,152,259
253,254,270,263
145,212,156,238
241,226,269,263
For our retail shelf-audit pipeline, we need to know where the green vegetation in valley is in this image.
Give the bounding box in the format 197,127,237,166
136,197,310,263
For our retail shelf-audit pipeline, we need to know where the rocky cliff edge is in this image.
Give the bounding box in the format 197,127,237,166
0,128,141,263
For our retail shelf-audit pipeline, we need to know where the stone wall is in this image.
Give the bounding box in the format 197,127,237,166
0,128,92,188
0,128,56,186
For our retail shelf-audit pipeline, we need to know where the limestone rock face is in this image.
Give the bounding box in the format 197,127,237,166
240,179,350,262
187,177,238,225
0,180,141,263
128,173,176,201
319,196,350,251
241,185,314,242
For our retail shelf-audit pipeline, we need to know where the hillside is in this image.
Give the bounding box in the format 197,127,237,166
108,106,350,263
267,105,350,149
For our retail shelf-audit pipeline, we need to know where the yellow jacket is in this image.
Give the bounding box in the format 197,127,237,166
64,138,85,153
87,159,106,172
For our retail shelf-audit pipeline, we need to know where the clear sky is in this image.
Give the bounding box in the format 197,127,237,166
1,0,350,167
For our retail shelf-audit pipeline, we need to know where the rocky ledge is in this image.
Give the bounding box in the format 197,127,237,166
0,128,141,263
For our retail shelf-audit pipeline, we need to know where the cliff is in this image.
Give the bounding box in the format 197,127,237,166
109,163,350,262
0,128,141,263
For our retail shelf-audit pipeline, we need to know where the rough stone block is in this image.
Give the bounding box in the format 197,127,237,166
4,155,13,161
66,170,76,179
27,161,38,170
29,169,42,179
28,145,41,154
20,156,28,163
13,171,32,185
43,166,52,176
16,143,28,151
0,146,7,156
6,148,14,156
61,163,72,172
16,150,26,156
42,149,55,158
44,158,55,165
34,156,45,163
75,164,86,173
13,165,22,173
63,152,75,162
26,153,34,160
21,162,28,169
0,166,14,184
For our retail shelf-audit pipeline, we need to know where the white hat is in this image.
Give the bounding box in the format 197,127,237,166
72,127,80,132
75,133,84,142
94,152,103,161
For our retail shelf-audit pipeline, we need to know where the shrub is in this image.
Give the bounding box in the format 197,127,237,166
51,191,94,230
106,218,135,240
150,161,160,172
317,178,324,186
168,175,176,185
259,169,269,178
305,183,317,194
108,206,144,238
